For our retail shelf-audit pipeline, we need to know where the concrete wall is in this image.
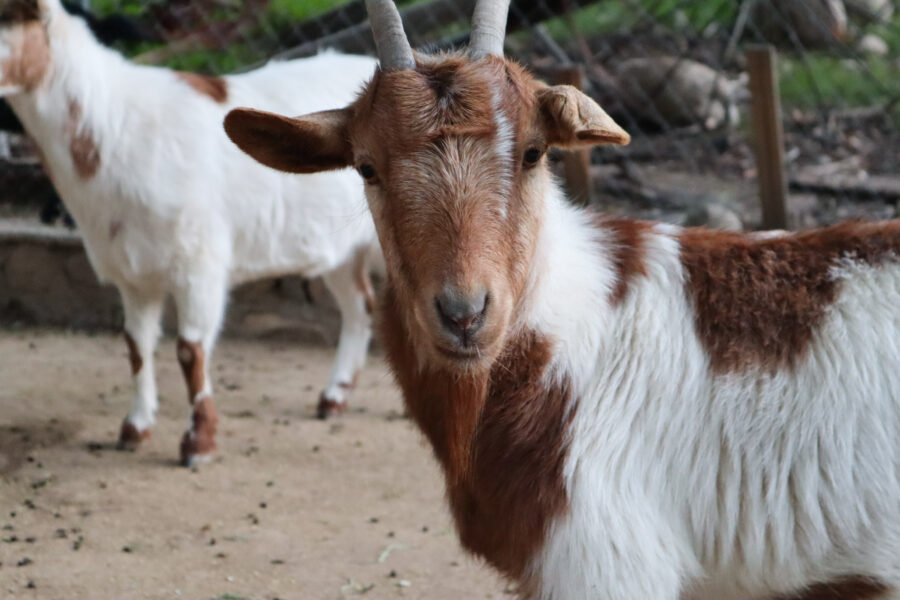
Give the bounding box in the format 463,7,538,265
0,221,342,344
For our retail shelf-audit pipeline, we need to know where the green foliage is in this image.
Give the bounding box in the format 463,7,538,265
162,44,268,74
88,0,146,17
265,0,347,27
779,53,898,110
544,0,739,39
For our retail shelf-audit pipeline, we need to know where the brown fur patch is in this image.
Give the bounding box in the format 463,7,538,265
123,332,142,376
179,396,218,464
176,72,228,104
66,100,100,179
598,217,651,305
0,21,50,91
176,337,206,403
680,221,900,373
779,577,890,600
380,288,573,584
116,420,150,451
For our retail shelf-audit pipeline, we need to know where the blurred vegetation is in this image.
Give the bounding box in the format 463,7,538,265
88,0,896,115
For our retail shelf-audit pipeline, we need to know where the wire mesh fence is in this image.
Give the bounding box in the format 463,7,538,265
2,0,898,230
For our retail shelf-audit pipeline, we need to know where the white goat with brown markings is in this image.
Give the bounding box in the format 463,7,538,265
226,0,900,597
1,0,380,466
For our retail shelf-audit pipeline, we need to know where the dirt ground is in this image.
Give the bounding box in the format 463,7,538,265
0,330,507,600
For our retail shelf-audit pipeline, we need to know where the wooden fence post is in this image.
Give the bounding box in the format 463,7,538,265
746,45,788,230
551,66,594,207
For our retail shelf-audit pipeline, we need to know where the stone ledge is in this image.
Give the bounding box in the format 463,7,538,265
0,222,341,344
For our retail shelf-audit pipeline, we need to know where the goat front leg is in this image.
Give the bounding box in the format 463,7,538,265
317,253,374,419
173,274,227,467
117,286,164,450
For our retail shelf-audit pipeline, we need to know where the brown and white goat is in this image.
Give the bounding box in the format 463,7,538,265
225,0,900,597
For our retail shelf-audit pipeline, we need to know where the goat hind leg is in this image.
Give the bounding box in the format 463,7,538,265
173,276,227,467
117,286,164,450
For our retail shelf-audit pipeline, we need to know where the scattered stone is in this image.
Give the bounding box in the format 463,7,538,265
613,57,748,130
857,33,888,55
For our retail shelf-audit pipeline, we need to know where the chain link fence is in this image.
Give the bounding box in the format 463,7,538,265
2,0,898,229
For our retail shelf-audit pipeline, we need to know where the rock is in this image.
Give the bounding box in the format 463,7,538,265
63,253,97,287
857,33,888,55
845,0,894,21
750,0,848,47
683,204,744,231
612,57,748,130
4,244,63,293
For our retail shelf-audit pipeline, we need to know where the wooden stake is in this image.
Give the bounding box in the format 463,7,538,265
551,66,593,207
746,45,788,230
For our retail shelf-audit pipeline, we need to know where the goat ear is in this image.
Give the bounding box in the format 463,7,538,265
224,107,353,174
538,85,630,148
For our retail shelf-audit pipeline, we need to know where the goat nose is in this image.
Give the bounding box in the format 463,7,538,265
435,288,488,342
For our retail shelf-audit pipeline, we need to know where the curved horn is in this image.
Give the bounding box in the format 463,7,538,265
469,0,510,58
365,0,415,71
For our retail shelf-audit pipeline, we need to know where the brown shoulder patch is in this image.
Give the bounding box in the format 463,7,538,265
66,99,100,179
0,21,50,91
596,217,652,305
176,72,228,104
453,330,573,585
380,289,573,585
680,221,900,373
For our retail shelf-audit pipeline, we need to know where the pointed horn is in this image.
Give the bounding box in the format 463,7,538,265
469,0,510,58
365,0,415,71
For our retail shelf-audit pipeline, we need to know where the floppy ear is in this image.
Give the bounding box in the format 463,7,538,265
538,85,630,148
224,107,353,174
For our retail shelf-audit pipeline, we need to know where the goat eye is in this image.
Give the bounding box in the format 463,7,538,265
523,148,543,168
358,163,377,182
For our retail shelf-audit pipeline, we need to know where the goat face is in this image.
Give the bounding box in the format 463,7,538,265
0,0,49,96
226,56,628,372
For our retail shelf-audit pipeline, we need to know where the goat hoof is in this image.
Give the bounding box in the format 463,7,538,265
179,430,216,468
317,394,347,420
117,420,151,451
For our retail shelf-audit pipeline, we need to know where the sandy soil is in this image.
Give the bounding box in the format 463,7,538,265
0,330,507,600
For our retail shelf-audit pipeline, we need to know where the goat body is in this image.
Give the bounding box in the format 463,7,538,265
3,0,380,464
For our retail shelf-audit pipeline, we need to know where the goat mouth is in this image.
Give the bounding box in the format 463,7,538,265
435,345,480,361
